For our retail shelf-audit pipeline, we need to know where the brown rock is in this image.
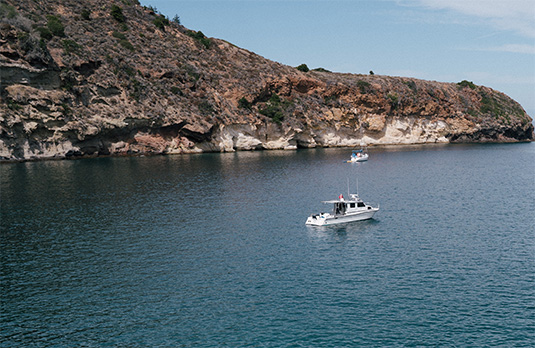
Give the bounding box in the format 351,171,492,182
0,0,532,161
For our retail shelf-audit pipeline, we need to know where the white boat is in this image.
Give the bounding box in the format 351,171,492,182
305,193,379,226
347,148,368,162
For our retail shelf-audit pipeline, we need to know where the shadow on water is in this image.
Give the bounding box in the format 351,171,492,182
305,218,381,240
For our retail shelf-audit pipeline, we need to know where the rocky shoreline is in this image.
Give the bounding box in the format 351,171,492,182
1,0,533,162
1,122,532,163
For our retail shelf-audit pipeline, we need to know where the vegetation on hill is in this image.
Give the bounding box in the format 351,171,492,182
0,0,532,161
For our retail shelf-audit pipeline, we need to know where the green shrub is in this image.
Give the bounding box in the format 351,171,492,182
81,9,91,20
183,64,200,81
259,93,288,124
479,91,504,118
62,39,81,54
17,32,31,51
46,15,65,37
272,111,284,124
122,65,136,77
153,15,169,30
39,38,47,51
324,95,338,106
172,15,180,25
457,80,477,90
259,105,284,123
387,93,399,108
112,31,127,40
198,100,214,115
238,97,252,109
296,64,309,72
404,80,417,93
130,78,142,101
119,39,134,51
111,31,134,51
467,108,478,118
269,93,281,104
36,27,52,40
312,67,331,73
170,86,182,95
0,3,17,19
7,100,22,111
369,70,374,75
110,5,125,23
186,30,211,49
357,80,371,94
60,103,71,115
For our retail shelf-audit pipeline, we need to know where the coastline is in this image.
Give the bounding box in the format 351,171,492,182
1,138,532,164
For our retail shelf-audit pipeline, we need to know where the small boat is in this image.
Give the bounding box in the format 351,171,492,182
305,193,379,226
347,148,368,162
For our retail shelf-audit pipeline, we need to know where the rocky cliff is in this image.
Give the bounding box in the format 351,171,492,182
1,0,533,161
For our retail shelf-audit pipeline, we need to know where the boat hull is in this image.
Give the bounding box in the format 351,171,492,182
347,154,369,163
306,208,378,226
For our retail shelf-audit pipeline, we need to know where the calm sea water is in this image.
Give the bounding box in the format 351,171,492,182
1,143,534,347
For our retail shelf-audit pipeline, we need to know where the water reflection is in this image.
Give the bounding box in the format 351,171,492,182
1,143,534,347
305,218,380,240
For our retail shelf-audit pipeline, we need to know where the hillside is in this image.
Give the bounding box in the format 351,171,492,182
1,0,533,161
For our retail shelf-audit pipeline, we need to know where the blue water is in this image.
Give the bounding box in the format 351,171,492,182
1,143,534,347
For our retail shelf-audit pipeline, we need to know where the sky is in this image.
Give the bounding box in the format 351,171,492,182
139,0,535,118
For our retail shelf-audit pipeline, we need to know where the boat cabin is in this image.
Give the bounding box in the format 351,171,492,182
306,190,379,226
326,195,370,216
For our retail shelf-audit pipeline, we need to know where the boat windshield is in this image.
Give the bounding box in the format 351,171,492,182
334,202,346,215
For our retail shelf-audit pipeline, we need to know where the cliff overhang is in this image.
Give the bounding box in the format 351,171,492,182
0,0,533,162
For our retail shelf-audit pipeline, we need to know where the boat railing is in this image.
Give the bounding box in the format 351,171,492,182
366,202,379,209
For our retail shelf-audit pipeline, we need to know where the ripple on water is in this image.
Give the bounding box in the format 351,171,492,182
1,144,534,346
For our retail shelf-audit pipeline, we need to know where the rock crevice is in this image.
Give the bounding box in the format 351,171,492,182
0,0,532,161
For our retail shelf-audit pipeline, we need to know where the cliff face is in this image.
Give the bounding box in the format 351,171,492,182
1,0,533,161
